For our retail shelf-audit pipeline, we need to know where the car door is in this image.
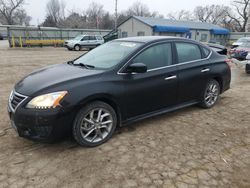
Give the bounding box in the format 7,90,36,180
79,36,90,46
174,42,212,103
89,36,97,46
121,42,179,119
96,35,104,45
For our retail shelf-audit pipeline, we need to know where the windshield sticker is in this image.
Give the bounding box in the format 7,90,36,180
120,42,137,47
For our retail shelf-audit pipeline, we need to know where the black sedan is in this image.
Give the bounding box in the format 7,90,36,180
8,36,231,147
205,43,227,55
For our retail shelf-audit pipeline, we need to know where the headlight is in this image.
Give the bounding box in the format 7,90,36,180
26,91,68,109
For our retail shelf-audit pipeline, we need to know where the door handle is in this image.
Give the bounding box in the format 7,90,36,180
201,68,210,73
165,75,177,81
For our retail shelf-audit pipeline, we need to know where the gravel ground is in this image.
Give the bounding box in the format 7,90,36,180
0,47,250,188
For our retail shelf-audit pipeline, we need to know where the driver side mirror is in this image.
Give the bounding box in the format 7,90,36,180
125,63,147,73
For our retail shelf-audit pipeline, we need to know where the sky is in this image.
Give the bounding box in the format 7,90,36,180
24,0,232,26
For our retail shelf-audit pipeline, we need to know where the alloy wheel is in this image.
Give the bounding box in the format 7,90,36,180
74,45,80,51
204,82,219,107
79,108,113,143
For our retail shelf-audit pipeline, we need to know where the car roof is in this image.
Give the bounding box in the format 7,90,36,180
78,34,102,37
238,37,250,40
115,36,192,43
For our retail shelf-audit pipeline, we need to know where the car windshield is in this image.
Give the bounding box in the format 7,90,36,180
73,35,84,41
239,43,250,48
73,41,142,69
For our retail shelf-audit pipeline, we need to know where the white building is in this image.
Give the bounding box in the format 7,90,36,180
118,16,229,45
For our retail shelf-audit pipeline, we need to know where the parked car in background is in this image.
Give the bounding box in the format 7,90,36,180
245,54,250,74
232,37,250,48
205,43,227,55
103,30,118,42
229,43,250,60
246,63,250,74
0,33,3,40
64,35,104,51
8,36,231,147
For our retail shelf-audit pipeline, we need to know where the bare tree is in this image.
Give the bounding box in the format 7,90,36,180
167,10,194,21
194,5,230,24
45,0,65,26
13,8,31,25
227,0,250,32
126,1,163,18
151,11,164,18
86,2,104,29
194,6,213,23
126,1,151,17
59,11,87,28
100,12,113,29
0,0,26,25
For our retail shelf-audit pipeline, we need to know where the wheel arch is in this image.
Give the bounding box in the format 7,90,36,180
74,44,81,49
212,76,223,93
74,94,122,127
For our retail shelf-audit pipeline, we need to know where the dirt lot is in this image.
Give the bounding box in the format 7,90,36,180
0,46,250,188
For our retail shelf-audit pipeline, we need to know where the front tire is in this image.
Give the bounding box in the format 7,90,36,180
199,79,220,108
74,44,81,51
73,101,117,147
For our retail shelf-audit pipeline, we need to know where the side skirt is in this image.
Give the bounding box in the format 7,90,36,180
121,101,199,126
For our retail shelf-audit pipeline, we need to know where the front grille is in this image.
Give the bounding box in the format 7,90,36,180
9,91,27,111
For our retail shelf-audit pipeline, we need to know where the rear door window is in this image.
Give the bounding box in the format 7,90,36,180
96,36,103,40
89,36,96,40
175,42,202,63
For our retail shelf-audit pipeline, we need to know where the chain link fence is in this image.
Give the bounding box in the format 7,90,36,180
2,25,111,47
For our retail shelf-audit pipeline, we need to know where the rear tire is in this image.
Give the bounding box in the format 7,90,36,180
73,101,117,147
199,79,220,109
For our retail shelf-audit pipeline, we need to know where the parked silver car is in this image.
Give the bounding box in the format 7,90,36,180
64,35,104,51
232,37,250,48
245,54,250,74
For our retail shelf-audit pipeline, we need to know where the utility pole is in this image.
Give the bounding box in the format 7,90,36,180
115,0,118,32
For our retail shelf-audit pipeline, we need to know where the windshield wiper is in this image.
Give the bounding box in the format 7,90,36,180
67,61,95,69
79,63,95,69
67,61,74,65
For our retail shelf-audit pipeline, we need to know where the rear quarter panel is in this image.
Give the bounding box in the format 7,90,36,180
209,53,231,93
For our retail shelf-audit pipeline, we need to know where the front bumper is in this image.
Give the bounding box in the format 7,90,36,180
8,101,74,142
64,43,74,49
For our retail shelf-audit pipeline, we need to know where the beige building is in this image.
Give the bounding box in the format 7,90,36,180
118,16,229,45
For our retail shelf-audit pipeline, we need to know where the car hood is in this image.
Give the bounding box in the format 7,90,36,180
232,42,243,46
15,63,104,96
65,39,77,43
